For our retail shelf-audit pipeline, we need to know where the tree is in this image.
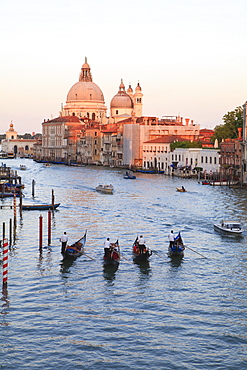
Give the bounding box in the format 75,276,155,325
213,106,243,142
170,141,202,150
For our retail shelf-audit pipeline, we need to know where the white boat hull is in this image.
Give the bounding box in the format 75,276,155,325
214,224,243,234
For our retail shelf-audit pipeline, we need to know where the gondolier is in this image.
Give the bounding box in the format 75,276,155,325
60,232,68,255
168,230,175,248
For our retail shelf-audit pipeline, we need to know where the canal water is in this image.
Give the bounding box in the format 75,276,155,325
0,159,246,370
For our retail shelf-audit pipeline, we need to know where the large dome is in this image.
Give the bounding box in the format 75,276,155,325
67,81,104,102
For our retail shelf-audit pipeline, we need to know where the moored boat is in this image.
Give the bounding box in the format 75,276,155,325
132,237,152,262
214,220,243,235
21,203,60,210
210,180,239,186
168,232,185,258
63,231,87,260
103,240,120,267
96,184,114,194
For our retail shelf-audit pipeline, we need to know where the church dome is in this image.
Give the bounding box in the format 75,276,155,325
110,79,134,109
67,81,104,102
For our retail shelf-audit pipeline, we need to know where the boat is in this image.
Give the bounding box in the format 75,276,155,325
168,232,185,258
201,181,211,185
43,163,51,167
132,237,152,262
63,231,87,260
210,180,239,186
20,165,27,170
21,203,60,210
96,184,114,194
214,220,243,235
124,171,136,179
103,240,120,267
176,187,186,192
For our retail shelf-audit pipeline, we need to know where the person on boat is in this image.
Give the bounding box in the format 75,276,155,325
104,238,111,258
138,235,146,254
182,186,185,191
168,230,175,248
60,232,68,255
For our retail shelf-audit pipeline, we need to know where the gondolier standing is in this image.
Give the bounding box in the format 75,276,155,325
60,232,68,255
168,230,175,248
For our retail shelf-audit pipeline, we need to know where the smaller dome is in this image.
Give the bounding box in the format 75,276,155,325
135,82,142,92
110,92,134,109
127,84,133,94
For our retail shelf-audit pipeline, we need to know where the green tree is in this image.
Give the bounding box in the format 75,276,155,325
170,141,202,150
213,106,243,142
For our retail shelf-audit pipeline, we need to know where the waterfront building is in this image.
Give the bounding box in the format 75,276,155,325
1,122,36,157
170,147,220,173
219,128,242,182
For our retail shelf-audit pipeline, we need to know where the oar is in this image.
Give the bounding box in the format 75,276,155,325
152,250,167,260
120,254,130,261
83,253,95,260
184,245,207,259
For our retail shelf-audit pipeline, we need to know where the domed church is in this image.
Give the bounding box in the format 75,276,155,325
110,80,143,123
62,58,107,122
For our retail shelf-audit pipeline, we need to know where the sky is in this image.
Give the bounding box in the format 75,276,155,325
1,0,247,134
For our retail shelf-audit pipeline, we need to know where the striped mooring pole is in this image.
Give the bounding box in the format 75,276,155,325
2,239,9,288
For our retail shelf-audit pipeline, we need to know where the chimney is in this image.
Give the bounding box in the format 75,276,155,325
185,118,189,126
238,127,243,139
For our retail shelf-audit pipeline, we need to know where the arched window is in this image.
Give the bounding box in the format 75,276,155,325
25,145,29,151
92,113,95,120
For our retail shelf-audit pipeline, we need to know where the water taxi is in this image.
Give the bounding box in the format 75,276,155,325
214,221,243,235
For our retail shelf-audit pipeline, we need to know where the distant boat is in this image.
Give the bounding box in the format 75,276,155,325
43,163,51,167
214,220,243,235
176,187,186,192
21,203,60,210
20,165,27,170
124,171,136,179
96,184,114,194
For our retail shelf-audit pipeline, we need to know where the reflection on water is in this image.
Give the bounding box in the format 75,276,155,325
0,159,246,370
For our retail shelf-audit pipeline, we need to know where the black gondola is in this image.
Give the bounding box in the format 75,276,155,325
63,231,87,260
132,237,152,262
168,232,185,259
103,240,120,267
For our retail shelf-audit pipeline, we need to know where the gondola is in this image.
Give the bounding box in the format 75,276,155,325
132,237,152,262
168,232,185,259
63,231,87,260
22,203,60,210
103,240,120,267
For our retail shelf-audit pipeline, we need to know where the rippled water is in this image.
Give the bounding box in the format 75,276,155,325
1,159,246,369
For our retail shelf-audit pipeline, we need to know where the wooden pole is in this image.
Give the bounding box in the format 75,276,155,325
2,238,8,289
48,210,51,246
13,193,17,236
52,189,54,212
39,215,43,250
3,222,5,241
19,191,22,215
9,219,12,246
32,179,35,197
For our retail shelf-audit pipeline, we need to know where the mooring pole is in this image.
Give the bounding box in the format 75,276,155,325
2,238,8,289
52,189,54,212
3,222,5,241
32,179,35,197
9,219,12,246
48,210,51,246
13,193,17,237
19,191,23,215
39,215,43,250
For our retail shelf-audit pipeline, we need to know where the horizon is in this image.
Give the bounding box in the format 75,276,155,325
1,0,247,134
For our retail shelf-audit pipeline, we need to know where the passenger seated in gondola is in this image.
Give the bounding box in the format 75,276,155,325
66,241,82,253
109,243,119,260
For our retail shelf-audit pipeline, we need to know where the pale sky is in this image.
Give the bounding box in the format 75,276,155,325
1,0,247,134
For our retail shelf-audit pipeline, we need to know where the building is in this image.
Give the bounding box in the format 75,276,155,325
1,123,37,157
219,128,242,182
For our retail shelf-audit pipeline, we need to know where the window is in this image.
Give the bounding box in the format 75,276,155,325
94,131,97,136
205,157,208,163
214,157,217,164
210,157,212,164
116,110,118,115
201,156,203,163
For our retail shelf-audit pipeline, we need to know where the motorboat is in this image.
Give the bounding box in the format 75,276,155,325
96,184,114,194
20,165,27,170
214,221,243,235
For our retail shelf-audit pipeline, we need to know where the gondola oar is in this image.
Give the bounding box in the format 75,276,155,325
83,253,95,260
184,245,207,259
152,250,166,260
